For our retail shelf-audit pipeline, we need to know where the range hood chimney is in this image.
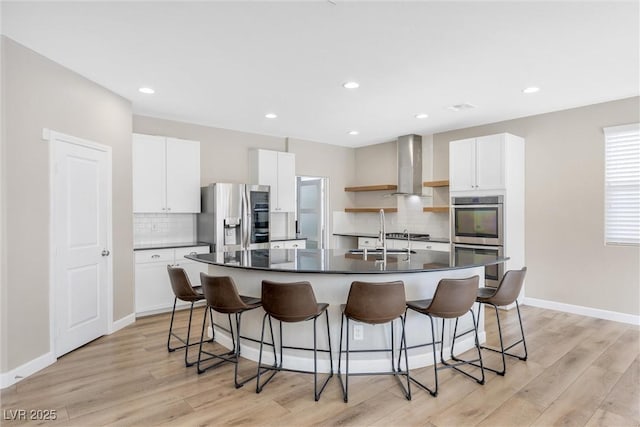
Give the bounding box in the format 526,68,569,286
394,134,423,196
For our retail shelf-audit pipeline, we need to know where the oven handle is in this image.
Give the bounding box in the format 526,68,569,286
453,243,503,251
452,204,502,209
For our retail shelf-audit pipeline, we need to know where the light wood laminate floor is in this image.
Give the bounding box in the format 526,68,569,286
1,305,638,426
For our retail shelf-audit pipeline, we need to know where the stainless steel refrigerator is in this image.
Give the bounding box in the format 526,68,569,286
197,183,270,252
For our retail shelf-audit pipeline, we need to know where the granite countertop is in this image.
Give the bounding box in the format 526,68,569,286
133,241,210,251
186,248,506,274
333,232,450,244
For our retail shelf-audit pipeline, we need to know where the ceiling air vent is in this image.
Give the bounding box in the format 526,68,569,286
447,103,477,112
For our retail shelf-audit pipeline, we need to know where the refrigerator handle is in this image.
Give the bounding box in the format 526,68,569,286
242,186,250,249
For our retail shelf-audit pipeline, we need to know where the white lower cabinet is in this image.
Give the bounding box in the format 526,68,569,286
387,239,450,252
357,237,378,249
134,245,210,316
409,241,450,252
270,239,306,249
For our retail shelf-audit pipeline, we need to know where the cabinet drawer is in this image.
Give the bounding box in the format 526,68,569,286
175,246,210,260
411,241,450,252
134,248,174,264
358,237,377,248
284,240,306,249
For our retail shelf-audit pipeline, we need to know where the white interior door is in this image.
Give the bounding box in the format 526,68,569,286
53,136,110,357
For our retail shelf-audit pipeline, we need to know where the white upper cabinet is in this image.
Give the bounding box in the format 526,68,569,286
449,137,477,191
132,133,201,213
165,137,201,213
449,133,522,194
250,149,296,212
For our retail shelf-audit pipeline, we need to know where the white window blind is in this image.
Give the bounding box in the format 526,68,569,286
604,123,640,245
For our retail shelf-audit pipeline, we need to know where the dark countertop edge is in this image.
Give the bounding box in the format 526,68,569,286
134,242,211,251
270,236,308,242
185,253,508,275
333,233,450,244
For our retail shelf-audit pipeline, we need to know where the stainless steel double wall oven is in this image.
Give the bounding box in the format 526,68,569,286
451,195,504,287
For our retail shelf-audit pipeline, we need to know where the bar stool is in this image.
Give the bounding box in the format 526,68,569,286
338,280,411,403
167,265,210,367
197,273,266,388
256,280,333,401
474,267,528,376
405,276,484,397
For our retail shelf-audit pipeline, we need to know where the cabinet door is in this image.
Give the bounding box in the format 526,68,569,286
132,134,166,212
166,138,201,213
449,138,477,191
276,152,296,212
476,134,505,190
257,150,279,211
135,261,177,314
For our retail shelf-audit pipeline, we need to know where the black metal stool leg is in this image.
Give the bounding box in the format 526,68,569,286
445,310,485,384
167,297,178,352
184,302,196,366
256,313,278,393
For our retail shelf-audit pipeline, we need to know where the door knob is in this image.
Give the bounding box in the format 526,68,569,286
101,249,110,256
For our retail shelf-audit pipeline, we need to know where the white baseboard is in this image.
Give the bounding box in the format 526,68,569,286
523,297,640,326
109,313,136,334
0,351,56,389
2,313,136,389
207,326,485,374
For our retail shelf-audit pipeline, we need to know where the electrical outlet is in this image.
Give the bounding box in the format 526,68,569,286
353,324,364,341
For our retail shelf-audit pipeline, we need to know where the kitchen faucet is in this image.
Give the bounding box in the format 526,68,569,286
403,228,411,252
376,209,387,260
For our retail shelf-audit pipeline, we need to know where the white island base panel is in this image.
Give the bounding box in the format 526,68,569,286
205,265,486,374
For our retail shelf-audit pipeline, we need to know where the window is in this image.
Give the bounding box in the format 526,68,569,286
604,123,640,245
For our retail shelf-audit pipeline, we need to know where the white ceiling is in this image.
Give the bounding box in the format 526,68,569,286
2,1,638,147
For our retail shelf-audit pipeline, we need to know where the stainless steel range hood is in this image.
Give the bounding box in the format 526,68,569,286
393,134,423,196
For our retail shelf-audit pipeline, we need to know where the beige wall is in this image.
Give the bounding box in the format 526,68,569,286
133,115,285,184
288,137,355,212
1,37,7,372
132,116,357,215
433,97,640,316
2,37,133,372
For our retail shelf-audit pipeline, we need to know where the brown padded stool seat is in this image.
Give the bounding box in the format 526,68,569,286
338,281,411,402
196,274,264,388
405,276,484,397
256,280,333,401
262,280,329,322
474,267,528,376
166,265,208,367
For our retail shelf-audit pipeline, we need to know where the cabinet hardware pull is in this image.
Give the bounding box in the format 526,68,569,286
189,252,197,255
151,254,160,259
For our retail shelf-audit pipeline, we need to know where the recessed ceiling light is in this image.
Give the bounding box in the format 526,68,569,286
522,87,540,94
415,113,429,119
138,87,155,94
348,130,359,135
343,81,360,89
265,113,278,119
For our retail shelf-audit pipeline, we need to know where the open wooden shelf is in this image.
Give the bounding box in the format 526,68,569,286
423,180,449,188
423,206,449,213
345,207,398,213
344,184,397,192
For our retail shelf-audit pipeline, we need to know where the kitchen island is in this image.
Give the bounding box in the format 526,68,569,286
186,249,507,373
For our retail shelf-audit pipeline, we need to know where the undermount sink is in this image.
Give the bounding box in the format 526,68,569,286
348,248,416,255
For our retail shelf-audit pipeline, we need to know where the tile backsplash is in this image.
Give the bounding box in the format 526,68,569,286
134,213,197,245
333,196,449,239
